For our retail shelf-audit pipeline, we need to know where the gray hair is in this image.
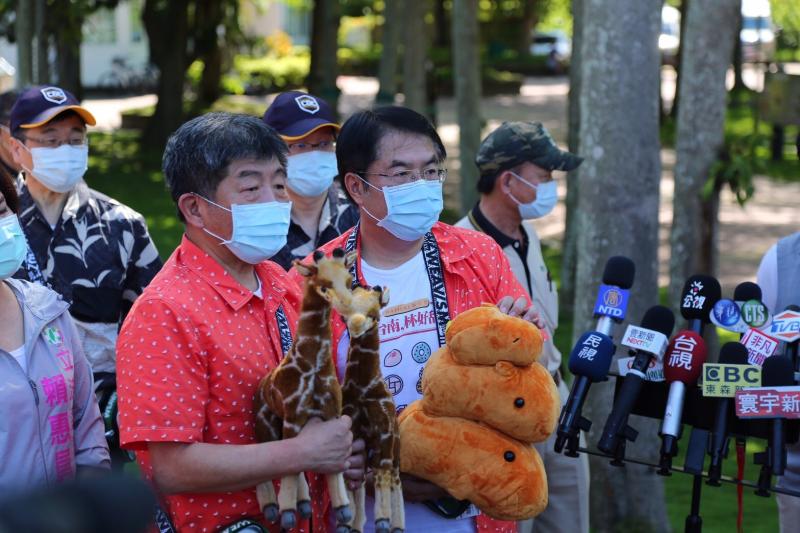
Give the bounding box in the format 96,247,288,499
162,112,288,221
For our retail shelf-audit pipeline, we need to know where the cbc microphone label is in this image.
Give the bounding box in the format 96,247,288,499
735,387,800,419
702,364,761,397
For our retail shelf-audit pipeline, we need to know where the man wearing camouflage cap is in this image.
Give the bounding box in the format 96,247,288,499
456,121,588,533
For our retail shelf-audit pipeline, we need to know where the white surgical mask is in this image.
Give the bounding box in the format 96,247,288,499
0,215,28,279
508,172,558,219
199,195,292,264
24,144,88,193
360,177,443,241
286,151,337,197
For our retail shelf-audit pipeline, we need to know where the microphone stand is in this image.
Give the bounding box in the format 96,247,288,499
683,427,708,533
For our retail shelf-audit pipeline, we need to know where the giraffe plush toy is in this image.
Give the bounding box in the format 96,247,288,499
254,248,355,531
340,284,404,533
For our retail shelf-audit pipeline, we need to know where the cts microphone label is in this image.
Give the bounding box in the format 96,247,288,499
766,309,800,343
593,284,630,320
740,328,779,366
621,325,668,360
702,364,761,397
741,299,770,329
735,386,800,419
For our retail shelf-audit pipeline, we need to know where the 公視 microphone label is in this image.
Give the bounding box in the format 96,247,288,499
681,279,708,310
621,325,668,360
735,386,800,419
766,309,800,343
702,363,761,397
593,284,630,320
740,328,779,367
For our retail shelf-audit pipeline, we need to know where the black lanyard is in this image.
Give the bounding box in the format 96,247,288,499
344,224,451,347
275,305,293,356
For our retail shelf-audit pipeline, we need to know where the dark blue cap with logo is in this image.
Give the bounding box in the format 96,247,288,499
9,85,96,134
262,91,339,141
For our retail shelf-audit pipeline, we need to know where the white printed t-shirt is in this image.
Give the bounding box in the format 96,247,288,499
336,251,477,533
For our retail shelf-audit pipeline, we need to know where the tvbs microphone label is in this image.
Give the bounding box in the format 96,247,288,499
740,328,779,367
702,364,761,397
765,309,800,343
593,285,629,320
735,387,800,419
621,325,668,360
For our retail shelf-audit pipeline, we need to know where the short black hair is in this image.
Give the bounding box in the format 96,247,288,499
336,106,446,200
0,90,20,128
476,162,526,194
162,112,288,222
0,172,19,214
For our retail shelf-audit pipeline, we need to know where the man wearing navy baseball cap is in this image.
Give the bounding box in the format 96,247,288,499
7,85,162,465
263,91,358,270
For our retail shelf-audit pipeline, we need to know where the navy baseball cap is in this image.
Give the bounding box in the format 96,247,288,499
9,85,96,134
262,91,339,141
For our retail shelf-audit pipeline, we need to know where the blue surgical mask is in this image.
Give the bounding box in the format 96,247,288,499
286,151,337,197
508,172,558,219
0,215,28,279
24,144,88,193
360,178,443,241
199,196,292,264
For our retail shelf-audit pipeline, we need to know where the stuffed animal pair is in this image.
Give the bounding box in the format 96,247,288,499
398,303,559,521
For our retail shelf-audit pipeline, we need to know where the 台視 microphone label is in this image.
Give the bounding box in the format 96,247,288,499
593,284,630,320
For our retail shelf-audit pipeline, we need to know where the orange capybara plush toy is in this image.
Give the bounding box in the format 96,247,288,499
398,303,559,521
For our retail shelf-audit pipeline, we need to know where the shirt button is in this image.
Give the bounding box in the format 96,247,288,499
513,242,520,248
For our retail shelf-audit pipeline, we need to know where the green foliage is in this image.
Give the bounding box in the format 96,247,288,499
704,132,766,206
230,51,310,94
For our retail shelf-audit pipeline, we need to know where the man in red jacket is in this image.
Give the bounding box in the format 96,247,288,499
294,106,543,533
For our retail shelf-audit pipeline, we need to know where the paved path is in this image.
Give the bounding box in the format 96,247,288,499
84,76,800,291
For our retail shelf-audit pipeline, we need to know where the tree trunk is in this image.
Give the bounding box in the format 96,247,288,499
401,0,429,115
732,7,746,94
452,0,481,215
670,0,689,119
142,0,191,149
668,0,739,310
376,0,401,104
34,0,48,84
517,0,537,56
15,0,34,87
574,1,667,531
561,0,584,315
55,33,82,99
307,0,341,113
194,0,225,106
433,0,449,48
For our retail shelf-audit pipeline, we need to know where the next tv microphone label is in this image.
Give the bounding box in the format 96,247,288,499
735,386,800,419
702,363,761,397
593,284,630,320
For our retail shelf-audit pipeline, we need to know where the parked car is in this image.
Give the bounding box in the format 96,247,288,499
660,5,680,67
530,30,571,72
740,0,776,63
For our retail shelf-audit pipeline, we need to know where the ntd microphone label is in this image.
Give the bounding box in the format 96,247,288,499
767,309,800,343
621,325,668,360
735,386,800,419
702,363,761,397
593,284,629,320
740,328,779,366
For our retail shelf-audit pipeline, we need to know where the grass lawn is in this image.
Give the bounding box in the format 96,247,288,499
86,129,786,532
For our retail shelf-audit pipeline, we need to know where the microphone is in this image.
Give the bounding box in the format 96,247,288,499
597,305,675,455
658,330,707,473
761,355,795,476
679,274,722,335
555,331,616,455
707,342,750,485
733,281,761,306
592,256,636,337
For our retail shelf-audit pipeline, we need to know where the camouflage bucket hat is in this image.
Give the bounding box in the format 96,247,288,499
475,121,583,175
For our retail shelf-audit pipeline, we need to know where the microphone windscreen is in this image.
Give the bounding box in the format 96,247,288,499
640,305,675,337
733,281,762,302
786,304,800,312
680,275,722,321
663,330,706,384
761,356,795,387
602,256,635,289
718,342,749,365
568,331,615,382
